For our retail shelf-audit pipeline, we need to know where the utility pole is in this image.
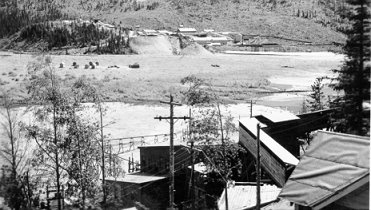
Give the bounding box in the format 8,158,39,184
256,123,261,210
188,108,196,210
154,95,190,210
52,82,61,210
98,99,106,204
216,103,228,210
26,170,31,208
250,100,253,118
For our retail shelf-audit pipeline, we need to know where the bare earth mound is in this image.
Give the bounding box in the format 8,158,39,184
129,35,174,55
180,42,212,56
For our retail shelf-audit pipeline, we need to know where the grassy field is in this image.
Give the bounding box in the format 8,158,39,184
0,51,343,104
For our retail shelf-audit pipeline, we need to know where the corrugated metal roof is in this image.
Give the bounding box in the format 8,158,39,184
239,118,299,166
279,131,370,209
105,173,167,184
218,184,281,210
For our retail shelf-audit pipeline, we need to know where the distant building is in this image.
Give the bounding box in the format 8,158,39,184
177,27,197,35
261,43,283,52
157,30,176,36
279,131,369,210
142,29,158,36
220,32,243,43
189,32,233,45
191,35,233,45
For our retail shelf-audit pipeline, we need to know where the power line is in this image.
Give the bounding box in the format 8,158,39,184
154,95,191,210
105,133,170,141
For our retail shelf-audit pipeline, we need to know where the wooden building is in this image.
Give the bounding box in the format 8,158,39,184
106,174,168,209
239,110,333,187
139,144,192,174
106,143,205,209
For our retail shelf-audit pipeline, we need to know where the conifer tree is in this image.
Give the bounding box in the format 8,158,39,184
307,77,326,111
331,0,370,136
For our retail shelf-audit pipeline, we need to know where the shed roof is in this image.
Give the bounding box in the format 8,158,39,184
105,173,167,184
218,184,281,210
279,131,370,209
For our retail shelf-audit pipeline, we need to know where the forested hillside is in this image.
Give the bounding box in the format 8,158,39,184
0,0,348,51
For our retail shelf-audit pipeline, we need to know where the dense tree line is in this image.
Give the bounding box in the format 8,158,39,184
0,0,131,54
0,1,67,38
19,21,130,53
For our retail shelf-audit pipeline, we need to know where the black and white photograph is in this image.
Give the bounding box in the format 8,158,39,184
0,0,369,209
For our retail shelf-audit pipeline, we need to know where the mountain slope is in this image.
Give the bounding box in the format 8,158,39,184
55,0,346,44
0,0,348,50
